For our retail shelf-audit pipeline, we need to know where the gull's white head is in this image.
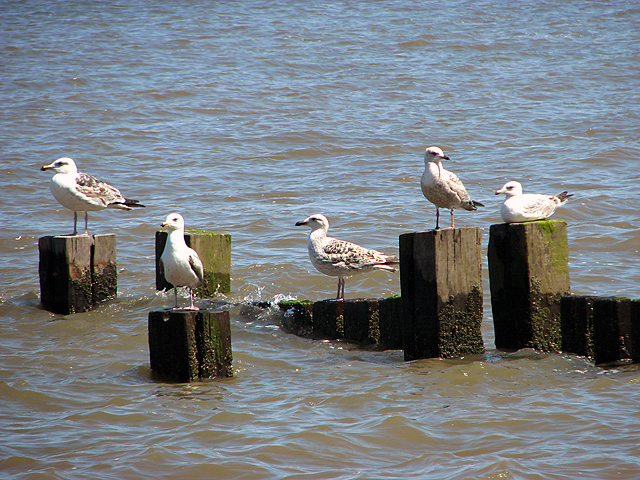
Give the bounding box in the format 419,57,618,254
295,213,329,232
424,146,450,164
41,157,78,175
162,212,186,231
496,181,523,197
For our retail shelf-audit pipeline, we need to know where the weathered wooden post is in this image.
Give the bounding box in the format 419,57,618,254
488,220,570,351
378,295,403,349
312,299,344,340
39,234,117,315
632,300,640,364
400,227,484,361
148,310,233,382
156,230,231,296
592,297,632,364
92,234,117,304
560,295,595,358
343,299,380,344
279,300,313,337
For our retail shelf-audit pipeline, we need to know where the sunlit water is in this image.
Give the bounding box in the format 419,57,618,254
1,1,640,479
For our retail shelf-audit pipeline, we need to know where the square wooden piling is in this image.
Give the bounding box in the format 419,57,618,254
148,310,233,382
156,230,231,296
488,220,570,352
279,300,313,337
39,234,117,315
378,295,403,349
311,299,387,345
92,234,118,304
400,227,484,360
560,295,595,358
343,299,380,344
592,297,632,364
631,300,640,364
312,299,345,339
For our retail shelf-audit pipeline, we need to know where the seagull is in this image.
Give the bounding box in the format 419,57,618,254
41,157,145,235
496,181,573,223
420,146,484,229
159,213,205,310
295,214,399,300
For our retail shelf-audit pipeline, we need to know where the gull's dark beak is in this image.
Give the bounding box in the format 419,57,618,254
295,220,307,226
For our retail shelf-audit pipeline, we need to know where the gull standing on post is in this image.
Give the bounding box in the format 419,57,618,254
295,214,399,300
496,181,573,223
41,157,145,235
420,146,484,229
159,213,205,310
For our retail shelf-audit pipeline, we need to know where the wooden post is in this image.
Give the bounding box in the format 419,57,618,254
400,227,484,361
312,299,344,340
279,300,313,337
378,295,403,349
92,234,118,304
343,299,380,344
488,220,570,351
156,230,232,296
631,300,640,364
560,295,595,358
39,234,117,315
592,297,632,364
148,310,233,382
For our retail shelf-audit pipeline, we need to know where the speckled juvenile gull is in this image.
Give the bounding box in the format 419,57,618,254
496,181,573,223
159,213,205,310
420,146,484,229
295,214,399,300
41,157,145,235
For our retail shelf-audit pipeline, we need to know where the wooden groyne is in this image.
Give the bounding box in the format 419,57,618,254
279,296,403,349
275,221,639,366
38,221,639,370
39,234,117,314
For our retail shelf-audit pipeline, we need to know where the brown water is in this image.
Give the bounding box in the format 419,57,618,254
2,1,640,478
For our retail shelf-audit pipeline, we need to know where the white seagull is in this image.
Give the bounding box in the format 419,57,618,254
496,181,573,223
420,146,484,229
295,214,399,300
41,157,145,235
159,213,206,310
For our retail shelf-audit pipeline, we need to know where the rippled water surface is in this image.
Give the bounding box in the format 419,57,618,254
2,1,640,479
